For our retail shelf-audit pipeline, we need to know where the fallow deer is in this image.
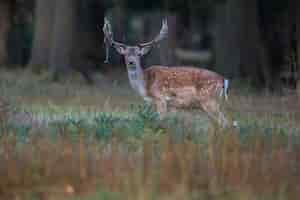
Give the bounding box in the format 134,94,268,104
103,18,230,127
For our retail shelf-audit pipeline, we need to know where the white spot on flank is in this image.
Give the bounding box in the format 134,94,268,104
144,97,152,103
165,96,171,101
233,120,239,127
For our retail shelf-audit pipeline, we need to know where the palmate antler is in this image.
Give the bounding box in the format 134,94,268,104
103,17,168,48
103,17,126,63
102,17,168,62
139,18,168,48
103,17,126,48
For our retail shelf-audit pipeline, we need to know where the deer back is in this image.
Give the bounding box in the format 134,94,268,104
144,66,225,101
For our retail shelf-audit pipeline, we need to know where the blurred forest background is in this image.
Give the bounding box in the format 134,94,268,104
0,0,300,91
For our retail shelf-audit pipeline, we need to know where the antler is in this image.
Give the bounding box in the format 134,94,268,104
139,18,168,47
102,17,127,63
103,17,126,48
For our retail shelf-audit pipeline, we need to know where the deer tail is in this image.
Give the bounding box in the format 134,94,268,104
220,79,229,100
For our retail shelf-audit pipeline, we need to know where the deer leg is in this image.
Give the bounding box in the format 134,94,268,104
165,97,179,115
201,100,228,127
168,106,178,114
155,99,167,119
217,110,228,127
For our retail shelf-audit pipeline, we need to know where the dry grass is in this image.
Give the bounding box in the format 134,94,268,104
0,129,299,200
0,69,300,199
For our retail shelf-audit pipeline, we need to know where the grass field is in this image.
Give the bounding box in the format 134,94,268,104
0,68,300,200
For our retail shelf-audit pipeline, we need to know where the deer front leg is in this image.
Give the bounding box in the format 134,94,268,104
201,100,228,127
155,99,168,119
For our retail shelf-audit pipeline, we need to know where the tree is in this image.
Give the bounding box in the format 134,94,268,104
30,0,104,83
238,0,270,87
295,0,300,87
214,0,285,89
71,0,105,84
29,0,55,67
48,0,75,79
213,0,241,78
0,0,12,66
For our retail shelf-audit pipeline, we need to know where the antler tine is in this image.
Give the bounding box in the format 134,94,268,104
103,17,126,47
139,18,168,47
102,17,126,63
103,17,112,44
154,18,168,42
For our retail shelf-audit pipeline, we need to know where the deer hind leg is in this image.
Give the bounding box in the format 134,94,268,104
154,98,168,119
201,99,228,127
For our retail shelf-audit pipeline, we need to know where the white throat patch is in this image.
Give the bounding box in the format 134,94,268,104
126,67,147,98
128,70,138,80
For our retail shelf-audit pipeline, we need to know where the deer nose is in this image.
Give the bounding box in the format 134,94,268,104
128,61,134,65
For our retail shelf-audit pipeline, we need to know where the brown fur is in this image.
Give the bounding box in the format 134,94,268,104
145,66,224,104
144,66,227,125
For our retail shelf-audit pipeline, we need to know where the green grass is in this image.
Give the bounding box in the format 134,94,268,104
0,69,300,200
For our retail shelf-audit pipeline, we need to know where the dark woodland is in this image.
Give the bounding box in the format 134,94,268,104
0,0,299,91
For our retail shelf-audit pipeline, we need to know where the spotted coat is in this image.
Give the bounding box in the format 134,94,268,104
144,66,225,109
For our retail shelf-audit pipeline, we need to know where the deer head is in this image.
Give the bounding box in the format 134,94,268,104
103,17,168,70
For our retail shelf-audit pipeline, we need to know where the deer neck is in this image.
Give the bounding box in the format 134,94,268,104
126,62,148,99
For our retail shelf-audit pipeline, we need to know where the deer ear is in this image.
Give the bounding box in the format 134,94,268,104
114,45,126,55
139,46,152,56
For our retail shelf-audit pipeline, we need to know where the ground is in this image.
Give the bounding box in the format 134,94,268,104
0,68,300,200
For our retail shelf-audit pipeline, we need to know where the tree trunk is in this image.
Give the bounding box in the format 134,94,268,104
213,0,242,78
214,0,274,88
29,0,55,67
239,0,271,88
71,0,105,84
225,0,242,78
49,0,75,79
0,0,12,66
296,0,300,84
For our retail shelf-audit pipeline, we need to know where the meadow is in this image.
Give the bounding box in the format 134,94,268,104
0,68,300,200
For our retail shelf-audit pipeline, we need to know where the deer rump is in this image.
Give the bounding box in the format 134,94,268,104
145,66,225,109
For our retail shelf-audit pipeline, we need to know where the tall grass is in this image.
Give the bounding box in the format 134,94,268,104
0,69,300,199
1,117,300,200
